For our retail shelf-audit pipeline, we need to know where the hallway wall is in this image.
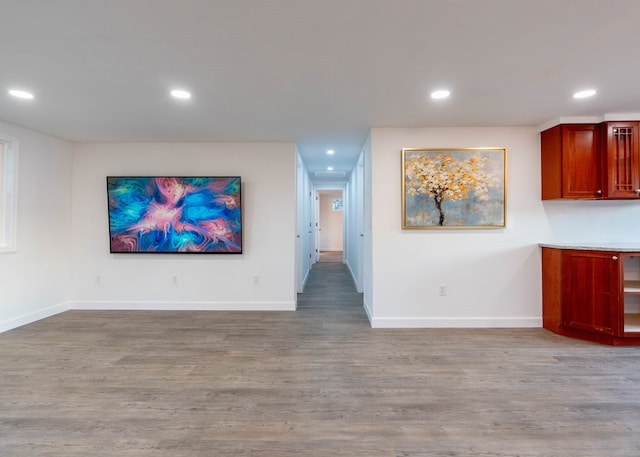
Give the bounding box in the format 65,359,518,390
296,150,314,293
345,149,366,293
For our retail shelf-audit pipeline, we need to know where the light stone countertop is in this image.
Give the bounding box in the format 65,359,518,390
539,242,640,252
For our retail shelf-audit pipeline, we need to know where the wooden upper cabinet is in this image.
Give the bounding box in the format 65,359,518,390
541,124,601,199
602,121,640,199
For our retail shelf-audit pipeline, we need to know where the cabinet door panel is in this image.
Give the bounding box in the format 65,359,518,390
561,125,601,198
563,251,620,335
604,122,640,198
541,124,601,199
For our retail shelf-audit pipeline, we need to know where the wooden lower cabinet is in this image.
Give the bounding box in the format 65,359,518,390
542,246,640,345
562,250,619,335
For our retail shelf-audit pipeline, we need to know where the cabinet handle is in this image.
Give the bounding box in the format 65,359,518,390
596,189,602,195
612,256,618,260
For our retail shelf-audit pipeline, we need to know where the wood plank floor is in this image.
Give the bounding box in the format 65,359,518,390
318,251,343,263
2,263,640,456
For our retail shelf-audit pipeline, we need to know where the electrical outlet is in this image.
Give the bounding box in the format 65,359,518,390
252,276,260,286
439,284,447,296
171,276,178,286
96,275,101,285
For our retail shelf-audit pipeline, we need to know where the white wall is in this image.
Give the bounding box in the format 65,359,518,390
362,133,373,319
368,126,640,328
318,191,343,251
7,123,637,332
0,121,73,331
71,142,297,310
345,150,366,292
296,150,314,293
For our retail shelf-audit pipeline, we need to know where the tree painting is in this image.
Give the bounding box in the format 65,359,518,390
403,149,505,228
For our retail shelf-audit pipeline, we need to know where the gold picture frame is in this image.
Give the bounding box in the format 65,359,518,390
401,147,507,229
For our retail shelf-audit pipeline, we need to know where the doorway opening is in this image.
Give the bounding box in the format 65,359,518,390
316,189,344,264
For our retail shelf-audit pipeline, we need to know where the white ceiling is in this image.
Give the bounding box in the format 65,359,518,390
2,0,640,182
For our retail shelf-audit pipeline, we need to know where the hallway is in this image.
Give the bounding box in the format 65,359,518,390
297,261,364,312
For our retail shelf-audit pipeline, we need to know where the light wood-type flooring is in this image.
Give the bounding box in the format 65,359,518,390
2,262,640,456
318,250,343,263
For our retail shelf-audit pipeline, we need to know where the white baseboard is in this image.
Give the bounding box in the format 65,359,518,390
301,267,311,292
363,297,373,326
345,261,363,293
69,300,297,311
0,302,70,333
0,301,539,333
370,316,542,329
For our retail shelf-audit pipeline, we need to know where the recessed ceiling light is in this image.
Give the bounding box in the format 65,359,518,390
170,89,191,99
327,149,335,155
8,89,34,99
430,89,450,100
573,89,596,99
327,166,334,171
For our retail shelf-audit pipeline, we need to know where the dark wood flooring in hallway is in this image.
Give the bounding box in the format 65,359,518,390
2,262,640,456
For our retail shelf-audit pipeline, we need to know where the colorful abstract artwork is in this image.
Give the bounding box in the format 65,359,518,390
402,148,506,229
107,176,242,253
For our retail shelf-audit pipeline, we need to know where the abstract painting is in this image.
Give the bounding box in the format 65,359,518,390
107,176,242,253
402,148,506,228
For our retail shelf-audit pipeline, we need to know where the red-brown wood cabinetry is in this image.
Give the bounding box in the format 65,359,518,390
601,121,640,199
541,121,640,200
562,250,619,335
542,246,640,345
541,124,601,199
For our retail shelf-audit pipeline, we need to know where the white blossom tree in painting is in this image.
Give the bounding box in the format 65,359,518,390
405,151,501,226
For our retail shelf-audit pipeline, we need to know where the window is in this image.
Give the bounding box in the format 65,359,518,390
0,135,18,252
